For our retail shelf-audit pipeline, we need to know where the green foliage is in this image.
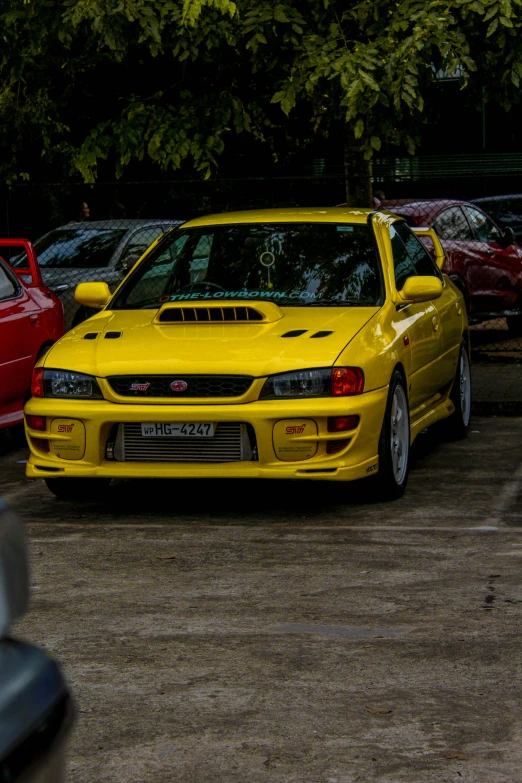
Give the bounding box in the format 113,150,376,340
1,0,522,182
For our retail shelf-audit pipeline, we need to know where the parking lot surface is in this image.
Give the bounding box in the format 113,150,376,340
4,417,522,783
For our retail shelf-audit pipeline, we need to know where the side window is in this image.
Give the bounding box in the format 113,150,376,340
433,207,473,241
119,226,164,267
190,235,213,282
124,234,189,306
464,207,502,243
394,222,440,279
0,262,18,301
390,224,417,291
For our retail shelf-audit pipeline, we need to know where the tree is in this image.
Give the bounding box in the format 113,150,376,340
1,0,522,205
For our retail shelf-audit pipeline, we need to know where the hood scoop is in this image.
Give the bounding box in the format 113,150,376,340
155,300,284,324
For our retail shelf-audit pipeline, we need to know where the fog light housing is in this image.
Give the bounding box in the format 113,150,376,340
26,415,46,432
327,415,360,432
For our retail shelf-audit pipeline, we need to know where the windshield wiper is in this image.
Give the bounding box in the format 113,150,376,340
304,299,375,307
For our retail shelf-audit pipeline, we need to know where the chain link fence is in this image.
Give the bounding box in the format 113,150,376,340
380,195,522,358
1,176,522,355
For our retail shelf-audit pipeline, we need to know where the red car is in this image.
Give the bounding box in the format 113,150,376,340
382,199,522,331
0,239,64,430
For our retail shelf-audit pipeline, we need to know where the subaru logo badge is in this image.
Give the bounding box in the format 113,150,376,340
170,380,188,392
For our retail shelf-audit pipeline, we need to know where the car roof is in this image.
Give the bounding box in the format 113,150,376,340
65,219,183,229
182,207,375,228
473,194,522,202
381,198,473,224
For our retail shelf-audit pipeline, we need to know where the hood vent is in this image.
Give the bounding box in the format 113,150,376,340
281,330,308,338
158,306,264,323
310,331,334,338
105,331,122,339
83,333,99,340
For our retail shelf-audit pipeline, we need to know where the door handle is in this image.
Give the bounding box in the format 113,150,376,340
52,284,70,293
29,314,39,326
432,316,440,332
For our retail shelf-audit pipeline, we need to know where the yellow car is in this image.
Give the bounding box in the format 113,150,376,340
24,208,470,500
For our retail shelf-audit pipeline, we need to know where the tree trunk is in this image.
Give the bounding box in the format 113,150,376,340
343,124,373,208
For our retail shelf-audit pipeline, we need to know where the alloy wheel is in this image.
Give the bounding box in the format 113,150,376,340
390,385,409,485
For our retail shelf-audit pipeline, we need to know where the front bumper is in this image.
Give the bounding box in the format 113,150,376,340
24,388,388,482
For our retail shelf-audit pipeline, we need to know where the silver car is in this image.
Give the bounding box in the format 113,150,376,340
12,219,182,328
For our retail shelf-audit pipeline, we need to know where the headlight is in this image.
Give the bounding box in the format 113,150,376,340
31,368,103,399
259,367,364,399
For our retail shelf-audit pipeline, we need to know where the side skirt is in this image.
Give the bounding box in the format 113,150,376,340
409,388,455,443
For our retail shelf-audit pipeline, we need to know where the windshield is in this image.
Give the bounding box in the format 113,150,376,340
11,227,126,269
111,222,382,309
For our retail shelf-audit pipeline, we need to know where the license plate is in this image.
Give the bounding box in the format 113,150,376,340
140,422,215,437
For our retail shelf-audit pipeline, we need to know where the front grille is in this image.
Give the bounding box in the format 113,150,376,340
107,375,254,398
116,422,254,463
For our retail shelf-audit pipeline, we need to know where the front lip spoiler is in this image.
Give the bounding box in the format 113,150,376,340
26,454,380,482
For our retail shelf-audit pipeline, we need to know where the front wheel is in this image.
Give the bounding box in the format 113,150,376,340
44,477,111,500
445,342,471,439
373,370,410,500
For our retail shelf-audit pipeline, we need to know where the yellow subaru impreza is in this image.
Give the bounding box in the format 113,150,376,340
24,208,470,500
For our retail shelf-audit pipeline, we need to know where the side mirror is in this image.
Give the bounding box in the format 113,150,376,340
500,227,515,248
399,276,443,304
74,281,111,310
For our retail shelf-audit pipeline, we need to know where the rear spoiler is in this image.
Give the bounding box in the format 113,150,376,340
411,227,445,271
0,238,43,286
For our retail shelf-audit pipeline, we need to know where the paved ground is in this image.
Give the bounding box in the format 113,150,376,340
4,417,522,783
472,364,522,414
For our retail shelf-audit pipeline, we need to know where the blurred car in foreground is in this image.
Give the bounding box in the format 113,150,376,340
0,500,74,781
0,240,64,431
382,198,522,331
11,219,183,329
472,194,522,243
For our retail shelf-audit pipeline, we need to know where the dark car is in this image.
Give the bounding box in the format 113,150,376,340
0,500,74,781
11,219,183,329
382,198,522,331
0,240,64,431
472,194,522,243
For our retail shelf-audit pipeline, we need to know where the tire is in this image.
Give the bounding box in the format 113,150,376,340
9,422,27,447
44,477,111,500
373,369,410,500
445,342,471,439
507,314,522,336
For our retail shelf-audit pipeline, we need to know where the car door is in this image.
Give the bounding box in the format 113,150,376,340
493,197,522,242
390,222,445,408
462,205,522,313
431,205,479,310
394,221,461,388
0,261,40,427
